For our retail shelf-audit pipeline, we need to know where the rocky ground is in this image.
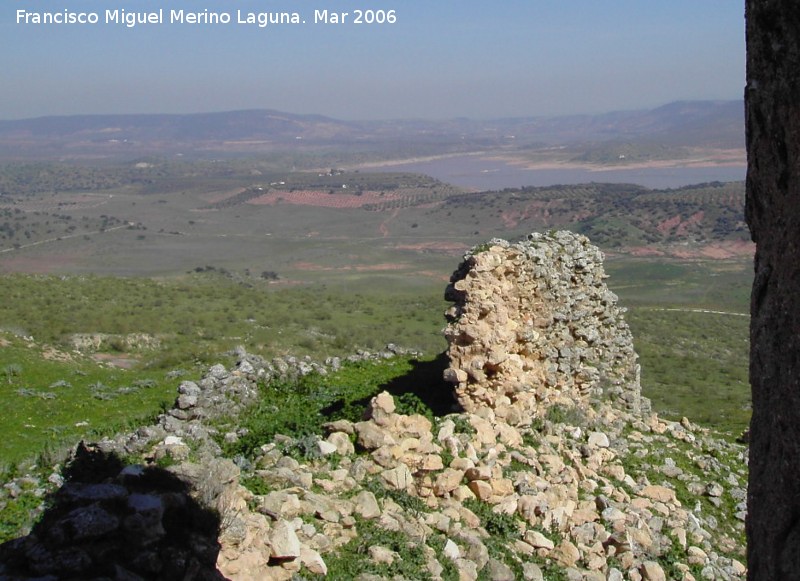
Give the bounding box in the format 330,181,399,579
0,355,748,580
0,232,748,580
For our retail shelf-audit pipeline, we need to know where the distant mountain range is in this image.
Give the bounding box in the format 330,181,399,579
0,100,743,159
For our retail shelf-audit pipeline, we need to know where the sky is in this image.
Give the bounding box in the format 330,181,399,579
1,1,745,121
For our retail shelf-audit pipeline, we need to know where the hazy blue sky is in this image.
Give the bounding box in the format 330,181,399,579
2,1,745,120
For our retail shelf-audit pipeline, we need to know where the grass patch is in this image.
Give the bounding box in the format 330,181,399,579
239,474,274,496
545,403,589,427
0,334,176,464
463,498,520,540
462,498,527,579
221,356,427,459
362,477,429,516
627,308,750,434
0,491,43,543
323,516,432,579
619,434,746,554
0,273,448,366
0,271,452,467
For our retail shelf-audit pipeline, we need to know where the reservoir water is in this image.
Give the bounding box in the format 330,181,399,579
375,155,746,190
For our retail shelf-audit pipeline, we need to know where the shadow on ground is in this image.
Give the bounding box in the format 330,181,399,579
0,443,227,580
378,352,463,416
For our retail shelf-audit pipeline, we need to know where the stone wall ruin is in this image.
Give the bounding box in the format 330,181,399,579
443,231,645,421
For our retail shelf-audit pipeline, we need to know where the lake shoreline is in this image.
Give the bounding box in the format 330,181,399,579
361,152,747,190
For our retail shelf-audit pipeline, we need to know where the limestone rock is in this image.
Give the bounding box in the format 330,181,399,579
352,490,381,519
523,530,555,551
551,539,581,568
588,431,610,448
381,464,413,491
269,520,301,560
523,562,545,581
326,431,355,456
640,560,667,581
368,545,396,565
355,421,395,450
300,547,327,575
443,538,461,561
486,557,515,580
640,485,678,505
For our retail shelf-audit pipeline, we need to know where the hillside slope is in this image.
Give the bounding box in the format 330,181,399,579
0,101,743,160
0,232,747,580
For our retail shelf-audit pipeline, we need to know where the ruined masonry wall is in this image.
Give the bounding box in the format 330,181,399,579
443,231,645,420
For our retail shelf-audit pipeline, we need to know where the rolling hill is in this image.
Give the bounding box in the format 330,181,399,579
0,101,744,160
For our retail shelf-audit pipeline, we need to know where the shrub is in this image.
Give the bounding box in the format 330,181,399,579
222,357,417,459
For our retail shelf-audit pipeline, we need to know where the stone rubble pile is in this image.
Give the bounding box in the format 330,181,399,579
208,387,745,580
443,231,646,416
93,345,413,464
4,376,746,580
0,346,413,580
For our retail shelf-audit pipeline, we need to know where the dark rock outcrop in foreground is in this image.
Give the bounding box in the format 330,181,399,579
745,2,800,578
0,443,226,581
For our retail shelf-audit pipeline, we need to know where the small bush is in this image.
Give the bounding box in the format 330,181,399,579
280,434,323,462
240,475,273,496
545,404,587,427
222,358,417,460
4,364,22,384
463,498,520,539
362,477,429,515
0,493,42,543
394,392,434,422
450,415,476,436
324,516,430,579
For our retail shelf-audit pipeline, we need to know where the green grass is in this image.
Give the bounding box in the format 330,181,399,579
0,334,177,465
0,272,448,365
0,251,754,470
0,489,43,543
0,271,450,467
604,257,752,435
606,258,751,311
221,356,425,459
461,498,572,580
322,516,435,579
628,308,750,434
